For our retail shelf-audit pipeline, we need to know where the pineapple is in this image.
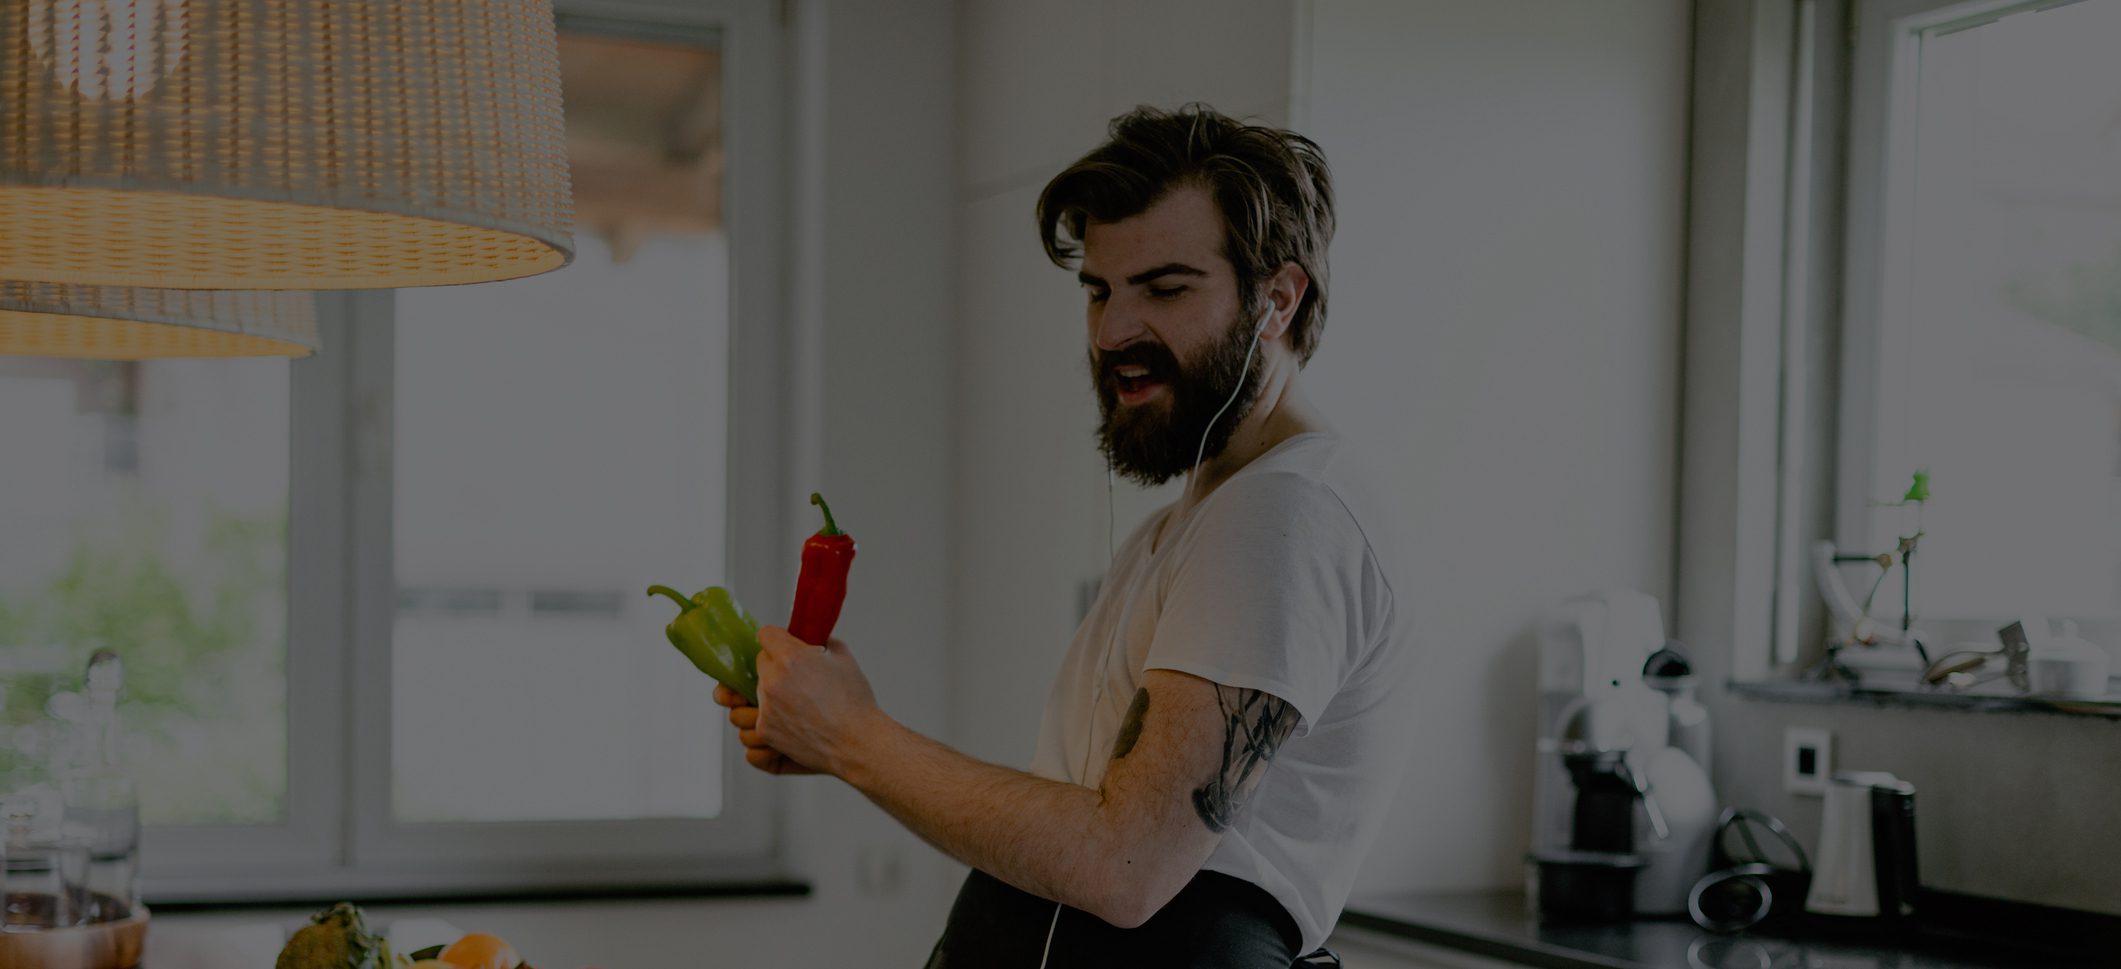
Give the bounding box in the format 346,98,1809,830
275,902,398,969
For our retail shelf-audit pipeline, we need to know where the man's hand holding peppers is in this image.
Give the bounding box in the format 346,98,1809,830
712,629,879,777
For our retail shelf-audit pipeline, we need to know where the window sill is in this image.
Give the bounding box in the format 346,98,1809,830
1728,678,2121,719
147,879,812,915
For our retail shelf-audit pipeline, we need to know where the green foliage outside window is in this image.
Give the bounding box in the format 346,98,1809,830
1,499,287,825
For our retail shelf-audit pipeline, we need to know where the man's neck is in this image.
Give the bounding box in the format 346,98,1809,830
1177,360,1324,512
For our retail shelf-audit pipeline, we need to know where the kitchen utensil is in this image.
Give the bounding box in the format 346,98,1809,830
1805,772,1918,920
1688,809,1811,933
1689,865,1783,934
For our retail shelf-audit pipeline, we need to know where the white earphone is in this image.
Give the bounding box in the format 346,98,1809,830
1190,299,1274,483
1037,296,1276,967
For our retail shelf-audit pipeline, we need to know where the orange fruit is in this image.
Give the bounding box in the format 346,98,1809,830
439,932,520,969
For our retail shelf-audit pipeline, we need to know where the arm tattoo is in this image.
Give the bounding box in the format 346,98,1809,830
1110,688,1150,760
1192,686,1298,832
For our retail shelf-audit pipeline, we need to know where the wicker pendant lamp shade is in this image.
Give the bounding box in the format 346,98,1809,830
0,279,317,357
0,0,575,291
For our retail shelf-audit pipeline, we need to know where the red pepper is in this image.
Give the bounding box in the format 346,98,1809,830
789,492,856,646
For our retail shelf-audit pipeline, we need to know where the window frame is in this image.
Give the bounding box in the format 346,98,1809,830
132,297,353,897
1678,0,1816,685
139,0,795,903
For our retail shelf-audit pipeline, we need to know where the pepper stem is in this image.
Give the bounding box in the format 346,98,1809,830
810,492,843,535
646,585,695,613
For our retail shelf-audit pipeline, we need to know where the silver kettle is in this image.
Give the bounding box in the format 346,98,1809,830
1804,771,1919,919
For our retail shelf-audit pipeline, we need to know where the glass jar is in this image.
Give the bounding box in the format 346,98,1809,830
1,771,89,931
62,772,138,922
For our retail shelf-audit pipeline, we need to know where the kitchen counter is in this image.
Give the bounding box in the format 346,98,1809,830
1340,892,2090,969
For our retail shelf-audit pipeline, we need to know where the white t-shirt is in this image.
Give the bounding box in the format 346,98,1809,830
1029,431,1422,953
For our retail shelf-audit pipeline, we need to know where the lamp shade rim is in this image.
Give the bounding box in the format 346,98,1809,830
0,178,576,290
0,294,315,346
0,308,318,359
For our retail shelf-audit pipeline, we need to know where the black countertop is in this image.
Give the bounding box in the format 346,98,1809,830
1340,892,2094,969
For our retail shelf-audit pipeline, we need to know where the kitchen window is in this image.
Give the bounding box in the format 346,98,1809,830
1745,0,2121,692
1837,0,2121,629
0,0,792,901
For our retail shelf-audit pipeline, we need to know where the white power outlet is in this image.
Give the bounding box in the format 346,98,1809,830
1784,726,1832,796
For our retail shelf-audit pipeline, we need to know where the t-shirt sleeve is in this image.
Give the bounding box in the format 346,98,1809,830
1143,472,1378,737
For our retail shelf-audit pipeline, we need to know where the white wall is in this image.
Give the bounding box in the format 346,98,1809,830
1298,0,1693,893
947,0,1299,769
776,0,961,953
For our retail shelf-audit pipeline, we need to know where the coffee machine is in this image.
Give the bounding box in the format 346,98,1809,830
1532,589,1669,853
1530,590,1719,919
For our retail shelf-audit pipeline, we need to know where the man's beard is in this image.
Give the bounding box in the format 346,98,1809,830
1091,311,1264,487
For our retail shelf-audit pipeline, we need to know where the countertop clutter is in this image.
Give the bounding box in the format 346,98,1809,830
1341,891,2110,969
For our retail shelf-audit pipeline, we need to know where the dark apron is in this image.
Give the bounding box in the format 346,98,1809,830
923,868,1309,969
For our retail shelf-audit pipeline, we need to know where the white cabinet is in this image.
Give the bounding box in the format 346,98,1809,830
1324,926,1536,969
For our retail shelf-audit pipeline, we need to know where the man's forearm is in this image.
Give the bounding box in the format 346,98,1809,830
833,713,1139,921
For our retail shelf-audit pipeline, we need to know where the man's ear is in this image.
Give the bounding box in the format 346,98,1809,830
1261,262,1310,343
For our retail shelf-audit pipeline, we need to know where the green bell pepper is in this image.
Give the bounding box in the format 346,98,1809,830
647,583,762,703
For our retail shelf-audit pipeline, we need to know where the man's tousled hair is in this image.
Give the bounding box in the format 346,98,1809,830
1037,103,1336,364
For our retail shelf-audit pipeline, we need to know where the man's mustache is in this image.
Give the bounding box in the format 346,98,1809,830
1094,343,1180,384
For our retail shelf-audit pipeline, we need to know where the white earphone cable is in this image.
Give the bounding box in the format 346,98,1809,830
1194,304,1272,484
1038,299,1274,968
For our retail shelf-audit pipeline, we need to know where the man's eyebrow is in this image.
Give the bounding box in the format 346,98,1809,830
1076,263,1209,289
1125,263,1208,286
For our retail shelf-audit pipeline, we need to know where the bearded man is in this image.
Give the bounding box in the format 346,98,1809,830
716,104,1419,969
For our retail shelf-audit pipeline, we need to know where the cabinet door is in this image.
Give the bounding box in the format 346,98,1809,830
1323,926,1534,969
